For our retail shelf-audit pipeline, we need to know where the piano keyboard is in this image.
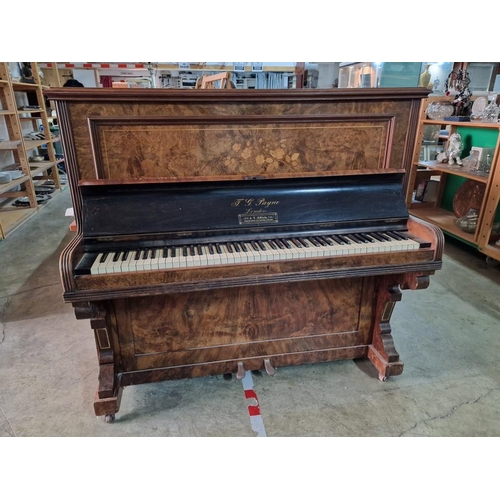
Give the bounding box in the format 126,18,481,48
85,231,423,275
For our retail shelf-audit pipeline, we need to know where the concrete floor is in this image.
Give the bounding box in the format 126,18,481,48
1,187,499,437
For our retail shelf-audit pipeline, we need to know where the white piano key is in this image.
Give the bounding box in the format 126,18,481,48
85,230,425,276
97,253,114,274
120,251,135,272
128,251,141,272
90,253,104,275
157,249,168,269
111,252,124,273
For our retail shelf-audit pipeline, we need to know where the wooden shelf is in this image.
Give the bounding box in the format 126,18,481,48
409,207,478,244
422,119,500,129
30,162,56,177
0,207,37,238
17,108,44,114
0,175,30,195
416,161,490,183
24,139,48,150
407,95,500,261
0,140,22,149
480,242,500,261
0,62,64,239
11,82,39,90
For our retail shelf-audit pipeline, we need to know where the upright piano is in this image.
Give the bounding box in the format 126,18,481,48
45,87,443,422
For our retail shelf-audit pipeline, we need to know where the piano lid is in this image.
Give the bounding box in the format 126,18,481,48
80,173,409,239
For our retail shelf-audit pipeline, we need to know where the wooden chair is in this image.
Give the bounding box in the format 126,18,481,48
195,72,235,89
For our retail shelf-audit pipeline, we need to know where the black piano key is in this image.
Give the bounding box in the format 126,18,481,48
257,241,266,251
100,253,109,263
215,243,222,254
368,233,385,242
163,247,168,258
280,239,292,249
121,251,129,261
316,236,332,246
189,245,196,256
151,248,156,258
226,243,234,253
298,238,309,247
361,233,377,243
142,249,149,259
292,238,303,248
348,234,364,244
171,247,176,257
112,252,120,262
240,242,248,252
388,231,406,240
208,244,215,255
353,234,369,243
308,237,321,247
233,242,241,252
268,240,277,249
250,241,260,251
374,232,390,241
134,250,141,260
336,235,351,244
275,239,285,249
329,235,345,245
197,244,204,255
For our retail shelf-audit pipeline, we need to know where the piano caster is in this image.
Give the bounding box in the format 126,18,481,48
378,374,388,382
105,413,116,423
236,362,246,380
264,358,276,376
223,373,233,380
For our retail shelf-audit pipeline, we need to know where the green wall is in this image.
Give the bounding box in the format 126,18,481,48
441,126,500,243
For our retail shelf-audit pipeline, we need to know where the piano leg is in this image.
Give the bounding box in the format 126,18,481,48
368,273,431,381
368,280,405,381
77,302,123,422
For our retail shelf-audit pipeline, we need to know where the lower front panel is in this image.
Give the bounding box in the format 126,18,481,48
109,277,376,381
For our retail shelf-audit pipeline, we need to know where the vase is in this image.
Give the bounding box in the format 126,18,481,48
426,101,454,120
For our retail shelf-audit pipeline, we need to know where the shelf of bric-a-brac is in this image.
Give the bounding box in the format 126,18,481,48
0,62,64,239
406,95,500,264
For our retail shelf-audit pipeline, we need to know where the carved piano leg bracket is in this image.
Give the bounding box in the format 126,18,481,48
402,273,431,291
76,301,123,420
368,279,405,381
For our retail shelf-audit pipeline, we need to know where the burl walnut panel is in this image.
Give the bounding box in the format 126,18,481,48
57,93,421,183
112,277,375,372
91,118,392,179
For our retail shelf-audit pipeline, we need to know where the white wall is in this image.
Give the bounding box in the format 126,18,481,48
72,69,98,87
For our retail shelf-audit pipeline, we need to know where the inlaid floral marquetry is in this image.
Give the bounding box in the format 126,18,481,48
91,118,393,179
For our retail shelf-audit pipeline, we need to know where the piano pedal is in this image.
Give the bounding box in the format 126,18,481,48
236,362,245,380
223,373,233,381
264,358,276,376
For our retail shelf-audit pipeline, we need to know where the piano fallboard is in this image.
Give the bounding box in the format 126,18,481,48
79,173,409,241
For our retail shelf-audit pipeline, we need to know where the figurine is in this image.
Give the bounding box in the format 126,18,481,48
433,77,440,92
437,132,463,165
445,69,473,117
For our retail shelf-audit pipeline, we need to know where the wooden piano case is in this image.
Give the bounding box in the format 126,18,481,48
45,88,443,421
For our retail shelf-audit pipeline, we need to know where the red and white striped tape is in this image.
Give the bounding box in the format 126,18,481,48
241,371,267,437
39,63,146,70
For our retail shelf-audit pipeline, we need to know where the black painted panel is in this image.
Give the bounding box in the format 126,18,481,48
80,174,408,238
